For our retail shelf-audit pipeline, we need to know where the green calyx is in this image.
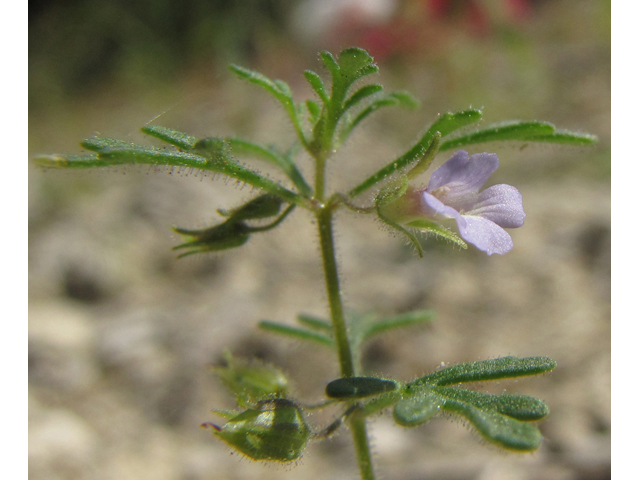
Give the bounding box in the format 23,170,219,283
214,351,290,407
217,194,284,221
172,194,295,257
206,399,311,462
172,221,251,257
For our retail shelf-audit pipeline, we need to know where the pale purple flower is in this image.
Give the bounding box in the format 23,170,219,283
385,150,525,255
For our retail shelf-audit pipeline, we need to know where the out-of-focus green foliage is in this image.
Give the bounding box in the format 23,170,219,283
29,0,293,107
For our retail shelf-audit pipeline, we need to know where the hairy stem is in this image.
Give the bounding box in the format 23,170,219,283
316,206,354,377
316,206,376,480
349,415,376,480
312,89,376,479
315,156,327,203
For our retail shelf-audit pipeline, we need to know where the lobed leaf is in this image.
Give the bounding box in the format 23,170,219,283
520,129,599,146
429,109,484,138
78,131,313,201
83,140,209,167
336,47,378,84
413,356,556,387
81,136,137,152
303,70,329,104
439,120,556,150
229,64,292,105
229,64,307,147
305,100,322,125
405,131,441,180
388,91,421,109
42,137,308,211
393,383,549,451
343,84,384,112
59,134,309,207
350,134,433,198
358,390,404,418
349,109,482,198
296,314,332,332
358,309,436,344
441,398,543,451
36,139,205,170
433,387,549,421
310,48,411,155
141,125,198,150
225,138,311,196
258,321,334,348
393,387,442,427
193,138,306,206
319,48,378,114
35,153,105,168
320,51,340,76
339,91,420,145
273,79,293,98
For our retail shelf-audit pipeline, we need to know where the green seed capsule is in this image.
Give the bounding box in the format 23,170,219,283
326,377,398,400
206,398,310,462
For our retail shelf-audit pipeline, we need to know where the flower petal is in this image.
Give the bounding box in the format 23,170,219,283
422,192,514,255
421,191,466,225
464,184,525,228
427,151,499,197
455,215,514,255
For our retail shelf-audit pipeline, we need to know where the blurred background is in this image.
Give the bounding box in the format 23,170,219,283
29,1,610,479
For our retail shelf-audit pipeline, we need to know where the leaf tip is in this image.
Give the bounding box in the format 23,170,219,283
33,154,68,168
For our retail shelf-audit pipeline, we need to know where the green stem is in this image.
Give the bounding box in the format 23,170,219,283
316,206,376,480
312,86,376,479
315,156,327,203
349,415,376,480
316,207,354,377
